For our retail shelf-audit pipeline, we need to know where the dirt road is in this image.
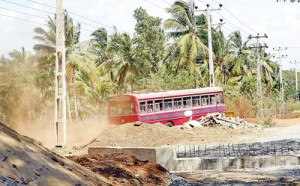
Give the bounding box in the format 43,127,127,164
5,117,300,185
82,118,300,151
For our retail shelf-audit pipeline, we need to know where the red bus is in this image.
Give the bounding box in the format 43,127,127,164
107,87,225,126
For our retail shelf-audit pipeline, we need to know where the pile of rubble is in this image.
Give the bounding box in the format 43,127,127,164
183,113,262,130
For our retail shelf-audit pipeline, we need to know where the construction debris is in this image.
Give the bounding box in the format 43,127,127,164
184,113,262,130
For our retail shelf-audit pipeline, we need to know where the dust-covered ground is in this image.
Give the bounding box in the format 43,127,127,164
7,117,300,185
174,166,300,185
11,117,300,151
0,121,176,186
11,115,110,149
86,118,300,149
0,122,112,186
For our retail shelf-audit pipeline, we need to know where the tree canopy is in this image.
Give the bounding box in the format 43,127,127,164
0,1,298,124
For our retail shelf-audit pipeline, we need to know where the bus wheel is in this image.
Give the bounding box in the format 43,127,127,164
166,122,174,127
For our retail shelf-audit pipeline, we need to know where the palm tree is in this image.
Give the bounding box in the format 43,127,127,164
164,0,207,87
1,48,37,122
211,26,235,86
91,27,108,66
33,13,82,119
104,31,141,93
260,51,276,94
226,31,252,85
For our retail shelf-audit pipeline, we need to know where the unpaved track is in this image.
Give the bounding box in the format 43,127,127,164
176,166,300,185
86,118,300,150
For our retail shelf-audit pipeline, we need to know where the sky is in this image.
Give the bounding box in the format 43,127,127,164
0,0,300,70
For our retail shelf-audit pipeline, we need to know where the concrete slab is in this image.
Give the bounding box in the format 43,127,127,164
88,146,300,172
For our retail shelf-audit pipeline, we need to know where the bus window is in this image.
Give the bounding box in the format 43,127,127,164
183,97,192,108
216,94,224,104
147,100,154,113
155,100,163,112
122,102,135,114
210,95,216,105
174,98,182,109
140,101,146,113
164,99,173,110
201,95,208,106
192,96,200,107
109,103,118,115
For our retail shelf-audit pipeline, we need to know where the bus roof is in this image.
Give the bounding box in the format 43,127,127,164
116,87,223,100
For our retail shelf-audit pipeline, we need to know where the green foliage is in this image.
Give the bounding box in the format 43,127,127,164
91,28,108,66
2,1,297,123
262,116,276,128
0,48,39,125
133,7,165,73
240,75,256,104
283,70,296,101
136,69,194,92
164,0,207,87
287,100,300,111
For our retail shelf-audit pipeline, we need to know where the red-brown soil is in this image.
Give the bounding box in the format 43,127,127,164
68,153,169,186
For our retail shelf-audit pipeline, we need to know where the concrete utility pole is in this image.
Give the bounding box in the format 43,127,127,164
290,60,300,102
54,0,67,147
273,47,287,117
195,4,222,87
217,19,225,33
249,33,268,118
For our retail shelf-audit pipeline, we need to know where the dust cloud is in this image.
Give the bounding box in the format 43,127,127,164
12,113,112,149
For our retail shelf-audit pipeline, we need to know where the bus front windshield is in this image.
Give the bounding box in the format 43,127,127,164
109,102,135,115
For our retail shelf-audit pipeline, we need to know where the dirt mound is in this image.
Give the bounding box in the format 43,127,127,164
0,122,111,186
90,122,255,147
68,153,169,185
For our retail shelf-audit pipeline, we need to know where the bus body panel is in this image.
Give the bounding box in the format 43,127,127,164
107,87,225,126
108,114,140,125
139,104,225,126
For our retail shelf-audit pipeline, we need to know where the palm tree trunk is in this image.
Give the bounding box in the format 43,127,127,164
130,81,134,93
73,74,79,121
67,91,72,119
194,72,198,88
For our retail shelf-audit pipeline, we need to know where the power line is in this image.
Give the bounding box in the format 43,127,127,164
197,0,207,5
0,12,45,25
287,46,300,49
80,28,95,35
0,6,47,20
1,0,54,15
25,0,56,9
1,2,113,35
67,11,115,31
211,0,258,34
210,0,283,49
71,18,102,29
215,11,250,36
10,0,127,33
143,0,165,10
161,0,171,6
25,0,113,30
222,7,258,33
